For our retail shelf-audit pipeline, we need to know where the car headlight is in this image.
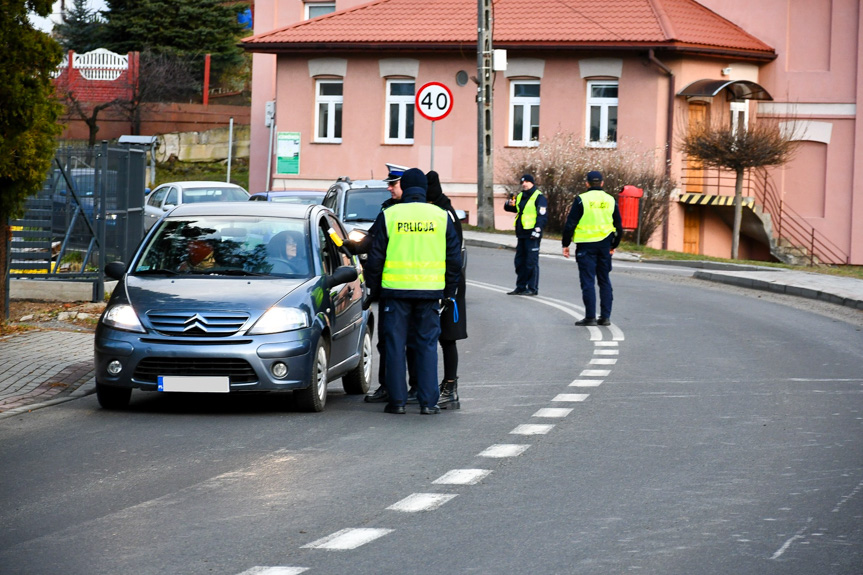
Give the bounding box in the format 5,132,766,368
102,304,145,333
247,307,309,335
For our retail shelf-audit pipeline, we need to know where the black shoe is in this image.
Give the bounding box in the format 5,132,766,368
524,289,538,296
598,317,611,326
575,318,598,326
364,386,390,403
507,288,527,295
384,404,406,414
439,379,460,410
406,387,418,404
420,405,441,415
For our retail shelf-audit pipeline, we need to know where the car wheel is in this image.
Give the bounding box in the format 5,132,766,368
295,338,329,412
342,322,373,395
96,382,132,410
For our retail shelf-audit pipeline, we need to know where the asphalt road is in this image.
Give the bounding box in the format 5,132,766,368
1,246,861,575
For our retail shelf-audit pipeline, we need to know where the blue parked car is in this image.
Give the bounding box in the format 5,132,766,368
95,202,373,412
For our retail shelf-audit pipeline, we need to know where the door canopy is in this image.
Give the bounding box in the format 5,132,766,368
678,79,772,101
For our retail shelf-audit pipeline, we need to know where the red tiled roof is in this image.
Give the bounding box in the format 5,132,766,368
243,0,773,58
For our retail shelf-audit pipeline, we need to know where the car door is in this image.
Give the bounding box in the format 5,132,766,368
144,185,169,229
316,212,363,369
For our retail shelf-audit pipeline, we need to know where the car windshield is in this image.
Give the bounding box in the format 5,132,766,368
182,187,249,203
271,193,324,204
343,189,391,222
134,215,312,278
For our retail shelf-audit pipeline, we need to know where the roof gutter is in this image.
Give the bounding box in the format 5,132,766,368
648,48,674,250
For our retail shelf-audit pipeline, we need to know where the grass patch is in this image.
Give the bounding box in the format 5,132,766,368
154,158,250,191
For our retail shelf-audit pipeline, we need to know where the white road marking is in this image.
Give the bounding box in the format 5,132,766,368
581,369,610,377
388,493,458,512
433,469,493,485
302,528,393,550
478,444,531,458
595,341,618,347
590,358,617,365
532,407,573,418
570,379,603,387
511,424,555,435
593,349,619,355
552,393,590,402
238,568,308,575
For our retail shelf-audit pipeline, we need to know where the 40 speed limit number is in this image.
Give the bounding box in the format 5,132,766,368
416,82,454,121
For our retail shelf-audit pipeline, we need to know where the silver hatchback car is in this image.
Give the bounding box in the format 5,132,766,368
94,202,373,412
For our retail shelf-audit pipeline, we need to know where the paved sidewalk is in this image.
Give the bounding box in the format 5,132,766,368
0,331,95,419
1,230,860,418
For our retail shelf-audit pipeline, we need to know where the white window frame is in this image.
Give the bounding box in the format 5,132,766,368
305,2,335,20
314,79,343,143
384,79,415,144
509,80,541,146
730,100,749,136
585,80,618,148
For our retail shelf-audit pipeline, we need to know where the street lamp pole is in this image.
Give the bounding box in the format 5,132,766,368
476,0,495,229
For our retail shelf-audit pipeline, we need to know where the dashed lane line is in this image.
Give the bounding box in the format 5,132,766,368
239,282,624,574
301,528,394,550
388,493,459,512
433,469,494,485
478,444,531,458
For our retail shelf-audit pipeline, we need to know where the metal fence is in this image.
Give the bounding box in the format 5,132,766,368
8,141,147,301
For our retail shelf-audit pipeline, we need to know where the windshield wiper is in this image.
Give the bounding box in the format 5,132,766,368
133,268,179,276
189,268,267,276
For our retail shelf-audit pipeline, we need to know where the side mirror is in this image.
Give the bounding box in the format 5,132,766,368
162,204,174,211
326,265,358,289
104,261,127,280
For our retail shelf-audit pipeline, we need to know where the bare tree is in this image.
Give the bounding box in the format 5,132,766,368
58,89,119,147
680,114,799,259
114,50,199,134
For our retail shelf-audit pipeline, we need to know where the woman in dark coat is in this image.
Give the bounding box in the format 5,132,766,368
426,171,467,408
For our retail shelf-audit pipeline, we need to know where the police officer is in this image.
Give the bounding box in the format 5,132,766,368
561,170,623,326
364,168,462,414
503,174,547,295
344,164,405,404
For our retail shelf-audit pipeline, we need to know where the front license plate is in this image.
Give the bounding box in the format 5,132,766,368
158,376,230,393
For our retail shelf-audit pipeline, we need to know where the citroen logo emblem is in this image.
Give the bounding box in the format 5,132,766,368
183,313,208,332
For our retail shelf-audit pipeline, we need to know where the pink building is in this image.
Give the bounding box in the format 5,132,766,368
243,0,862,265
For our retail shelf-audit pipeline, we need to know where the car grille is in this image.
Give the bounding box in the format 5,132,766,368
147,311,250,337
134,357,258,384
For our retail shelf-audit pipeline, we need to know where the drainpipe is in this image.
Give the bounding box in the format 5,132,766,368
648,49,674,250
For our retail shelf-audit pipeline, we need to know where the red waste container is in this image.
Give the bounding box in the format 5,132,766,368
619,185,644,231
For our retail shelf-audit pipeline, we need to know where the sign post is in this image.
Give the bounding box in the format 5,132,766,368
416,82,453,171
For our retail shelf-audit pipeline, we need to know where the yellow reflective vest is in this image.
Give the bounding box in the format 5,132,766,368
382,203,449,291
572,189,616,243
514,189,543,230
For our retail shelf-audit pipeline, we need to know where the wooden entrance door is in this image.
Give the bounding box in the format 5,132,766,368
686,102,709,193
683,205,700,254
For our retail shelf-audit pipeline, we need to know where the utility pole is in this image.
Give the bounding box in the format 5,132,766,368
476,0,495,229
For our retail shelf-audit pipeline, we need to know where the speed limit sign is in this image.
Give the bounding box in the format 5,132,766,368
416,82,454,121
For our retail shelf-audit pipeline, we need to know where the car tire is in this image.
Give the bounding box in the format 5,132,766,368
342,322,373,395
96,382,132,410
295,338,329,412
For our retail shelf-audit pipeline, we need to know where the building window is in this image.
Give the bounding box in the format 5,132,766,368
385,80,414,144
586,81,618,147
730,101,749,136
305,2,335,19
315,80,342,143
509,81,540,146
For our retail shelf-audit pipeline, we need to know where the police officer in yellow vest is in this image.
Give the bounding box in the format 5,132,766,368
503,174,548,295
365,168,462,414
562,171,623,326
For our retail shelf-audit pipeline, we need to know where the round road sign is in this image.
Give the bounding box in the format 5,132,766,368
416,82,454,121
